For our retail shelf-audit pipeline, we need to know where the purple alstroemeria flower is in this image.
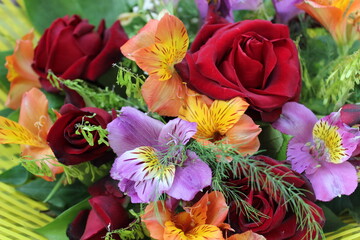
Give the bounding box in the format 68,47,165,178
272,0,303,24
195,0,262,23
107,107,212,203
272,102,360,201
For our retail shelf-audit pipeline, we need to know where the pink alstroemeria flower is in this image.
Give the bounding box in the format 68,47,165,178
272,102,360,201
107,107,212,203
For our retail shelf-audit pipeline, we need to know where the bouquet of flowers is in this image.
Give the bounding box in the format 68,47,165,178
0,0,359,239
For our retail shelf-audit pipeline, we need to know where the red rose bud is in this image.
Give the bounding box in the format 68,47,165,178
228,155,324,240
175,18,301,122
32,15,128,93
67,196,130,240
47,104,114,165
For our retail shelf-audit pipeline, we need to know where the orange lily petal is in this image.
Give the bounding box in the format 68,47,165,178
206,191,229,227
227,231,266,240
132,13,188,81
5,31,40,109
120,19,158,61
142,201,172,240
141,72,187,116
19,88,52,141
0,116,44,147
225,114,261,155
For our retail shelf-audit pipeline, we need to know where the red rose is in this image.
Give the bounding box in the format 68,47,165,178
67,177,130,240
32,15,128,93
47,104,114,165
228,155,324,240
175,15,301,122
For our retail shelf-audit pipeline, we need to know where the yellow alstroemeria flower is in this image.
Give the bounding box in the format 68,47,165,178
0,88,63,181
121,12,189,116
297,0,360,49
179,93,261,156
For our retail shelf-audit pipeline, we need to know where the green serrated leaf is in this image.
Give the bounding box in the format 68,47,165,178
0,164,29,185
258,123,284,159
35,198,90,240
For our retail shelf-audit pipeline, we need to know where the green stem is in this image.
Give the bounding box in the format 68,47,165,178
43,174,65,203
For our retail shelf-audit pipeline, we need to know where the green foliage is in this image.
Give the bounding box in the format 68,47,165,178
16,177,88,214
47,71,126,111
116,62,147,110
0,50,12,94
20,155,60,180
23,0,131,34
188,141,325,239
0,164,29,185
35,198,90,240
75,114,109,147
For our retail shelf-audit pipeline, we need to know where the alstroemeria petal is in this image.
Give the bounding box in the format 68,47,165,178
306,161,358,201
287,142,318,173
206,191,229,227
341,104,360,127
225,114,261,155
272,102,317,143
142,202,172,240
210,97,249,135
179,94,214,138
166,151,212,201
0,116,44,147
158,118,197,147
141,73,187,117
133,13,188,81
5,31,41,109
186,224,224,240
19,88,52,141
120,19,158,61
164,221,187,240
313,114,359,163
107,106,164,156
228,231,266,240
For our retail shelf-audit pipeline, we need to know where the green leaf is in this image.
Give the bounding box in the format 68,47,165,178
258,123,284,160
35,198,90,240
24,0,131,34
16,178,89,212
319,204,347,232
0,50,12,93
0,164,29,185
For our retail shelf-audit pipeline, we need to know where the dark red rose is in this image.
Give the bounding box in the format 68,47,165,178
175,15,301,122
340,104,360,127
67,177,130,240
228,155,324,240
47,104,114,165
32,15,128,93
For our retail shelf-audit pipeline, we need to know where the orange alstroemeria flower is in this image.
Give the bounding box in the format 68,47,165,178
5,31,40,109
142,191,230,240
179,94,261,156
0,88,63,181
121,13,189,116
297,0,360,47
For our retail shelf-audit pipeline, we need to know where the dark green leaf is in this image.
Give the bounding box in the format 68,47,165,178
319,204,347,232
0,164,29,185
0,50,12,93
35,198,90,240
16,178,89,212
258,124,284,160
24,0,131,34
